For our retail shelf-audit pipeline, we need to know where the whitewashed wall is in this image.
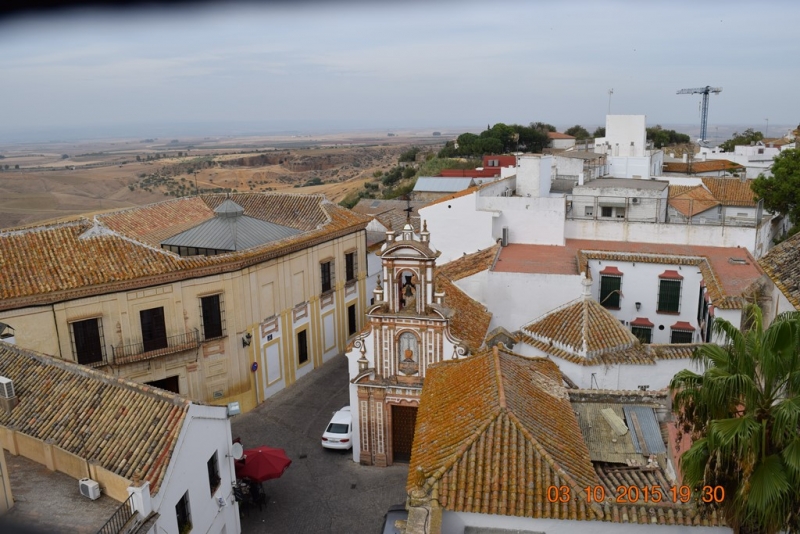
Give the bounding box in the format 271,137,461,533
420,193,495,265
586,258,703,344
565,219,759,254
515,155,553,198
482,272,583,331
150,404,239,534
443,510,730,534
516,342,703,391
478,195,566,246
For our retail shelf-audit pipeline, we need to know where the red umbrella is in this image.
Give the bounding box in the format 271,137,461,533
235,446,292,482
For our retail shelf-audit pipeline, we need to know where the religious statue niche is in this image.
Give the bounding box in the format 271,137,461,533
398,332,420,375
398,271,419,312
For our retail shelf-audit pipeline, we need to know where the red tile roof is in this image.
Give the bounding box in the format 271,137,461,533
663,159,743,174
667,185,719,217
758,230,800,310
701,177,758,207
409,348,722,526
494,240,763,310
522,296,639,360
437,244,500,281
0,193,370,311
548,132,576,140
410,349,601,519
0,343,190,495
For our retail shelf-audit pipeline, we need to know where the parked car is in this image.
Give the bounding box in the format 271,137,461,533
321,406,352,450
380,504,408,534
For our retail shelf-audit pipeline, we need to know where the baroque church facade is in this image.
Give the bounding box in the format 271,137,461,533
345,222,472,466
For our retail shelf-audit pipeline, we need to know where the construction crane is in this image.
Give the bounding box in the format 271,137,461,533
676,86,722,143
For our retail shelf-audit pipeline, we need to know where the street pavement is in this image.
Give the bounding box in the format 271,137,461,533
232,354,409,533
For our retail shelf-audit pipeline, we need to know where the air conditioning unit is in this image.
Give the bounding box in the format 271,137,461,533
79,478,101,500
631,198,640,204
0,377,14,399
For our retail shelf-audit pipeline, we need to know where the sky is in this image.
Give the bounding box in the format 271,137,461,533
1,0,799,141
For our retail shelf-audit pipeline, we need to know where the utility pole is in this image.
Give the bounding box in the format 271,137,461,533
607,88,613,115
193,171,199,196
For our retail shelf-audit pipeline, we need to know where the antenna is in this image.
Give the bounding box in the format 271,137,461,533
607,88,613,115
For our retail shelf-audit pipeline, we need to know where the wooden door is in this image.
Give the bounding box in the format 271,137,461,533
391,405,418,463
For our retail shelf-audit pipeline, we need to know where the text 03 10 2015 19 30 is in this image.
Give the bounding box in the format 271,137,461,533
546,484,725,504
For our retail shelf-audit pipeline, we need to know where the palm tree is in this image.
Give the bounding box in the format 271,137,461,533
670,305,800,534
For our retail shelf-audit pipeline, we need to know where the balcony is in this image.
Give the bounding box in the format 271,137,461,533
111,328,200,365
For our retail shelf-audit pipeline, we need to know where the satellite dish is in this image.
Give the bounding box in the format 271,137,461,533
230,442,244,460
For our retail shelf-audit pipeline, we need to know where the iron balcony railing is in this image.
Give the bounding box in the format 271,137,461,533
111,328,200,365
97,493,136,534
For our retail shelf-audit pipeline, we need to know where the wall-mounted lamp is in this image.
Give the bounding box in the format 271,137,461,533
242,333,253,347
635,302,641,311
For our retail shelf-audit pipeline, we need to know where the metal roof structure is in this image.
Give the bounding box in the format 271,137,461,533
573,402,665,464
412,176,475,193
161,199,301,252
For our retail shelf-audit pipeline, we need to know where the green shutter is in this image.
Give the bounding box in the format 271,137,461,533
658,280,681,312
599,276,621,308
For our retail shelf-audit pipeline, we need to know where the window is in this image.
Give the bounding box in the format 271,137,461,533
601,206,613,218
320,260,333,293
657,279,682,313
347,304,357,336
584,206,594,217
345,251,357,283
140,307,168,352
297,330,308,365
70,318,106,366
671,329,694,343
705,315,714,343
599,276,621,309
200,294,225,340
631,326,652,344
615,207,626,219
176,491,191,533
207,452,220,495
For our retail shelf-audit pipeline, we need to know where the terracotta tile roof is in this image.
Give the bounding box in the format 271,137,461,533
667,184,697,198
701,177,758,207
521,296,639,360
667,185,719,217
435,275,491,352
351,199,425,232
410,349,601,519
663,159,743,174
495,240,763,310
422,185,480,208
409,348,722,526
437,244,500,281
759,231,800,310
0,193,370,311
0,343,189,495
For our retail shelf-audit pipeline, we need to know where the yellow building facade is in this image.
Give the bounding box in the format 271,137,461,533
0,193,370,412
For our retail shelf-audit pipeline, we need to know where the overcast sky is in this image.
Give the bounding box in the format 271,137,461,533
1,0,798,140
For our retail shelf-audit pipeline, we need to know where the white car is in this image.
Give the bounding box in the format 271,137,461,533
321,406,352,450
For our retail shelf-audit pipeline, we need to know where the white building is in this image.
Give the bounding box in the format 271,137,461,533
700,142,781,178
594,115,664,180
0,342,240,534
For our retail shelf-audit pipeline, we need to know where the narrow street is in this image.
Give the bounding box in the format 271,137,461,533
232,354,409,533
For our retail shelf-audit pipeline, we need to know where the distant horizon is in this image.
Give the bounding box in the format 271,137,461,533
1,120,795,146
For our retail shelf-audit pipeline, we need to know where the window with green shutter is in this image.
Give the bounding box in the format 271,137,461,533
657,279,682,313
599,276,621,309
631,326,652,344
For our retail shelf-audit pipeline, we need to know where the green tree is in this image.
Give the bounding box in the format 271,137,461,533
593,126,606,137
565,125,590,140
646,125,691,148
399,146,421,163
670,306,800,534
721,129,764,152
752,148,800,223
